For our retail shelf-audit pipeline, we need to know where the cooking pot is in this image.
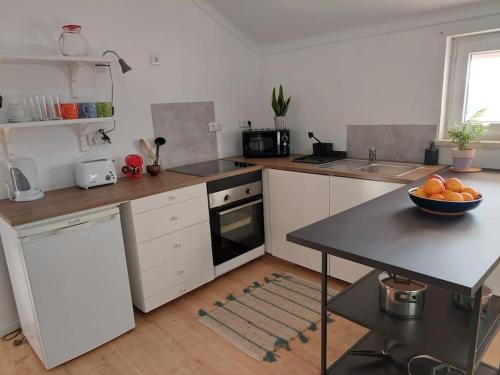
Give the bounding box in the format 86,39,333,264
452,286,493,314
378,272,428,319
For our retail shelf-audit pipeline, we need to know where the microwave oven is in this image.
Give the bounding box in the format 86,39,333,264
242,129,290,158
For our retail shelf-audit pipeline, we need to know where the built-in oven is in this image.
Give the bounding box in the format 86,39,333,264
207,171,265,276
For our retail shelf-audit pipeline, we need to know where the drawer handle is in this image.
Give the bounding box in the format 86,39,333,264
178,269,185,274
174,243,182,248
170,216,179,221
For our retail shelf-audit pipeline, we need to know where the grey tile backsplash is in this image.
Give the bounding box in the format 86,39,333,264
346,125,437,163
151,102,218,168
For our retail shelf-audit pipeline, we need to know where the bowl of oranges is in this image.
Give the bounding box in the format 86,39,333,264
408,174,483,215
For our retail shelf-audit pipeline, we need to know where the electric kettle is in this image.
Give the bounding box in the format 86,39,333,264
7,157,44,201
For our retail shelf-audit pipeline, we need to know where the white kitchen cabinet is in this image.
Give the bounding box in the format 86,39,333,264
329,176,403,283
121,183,214,312
268,169,330,272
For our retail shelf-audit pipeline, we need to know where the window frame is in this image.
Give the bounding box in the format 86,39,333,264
438,28,500,144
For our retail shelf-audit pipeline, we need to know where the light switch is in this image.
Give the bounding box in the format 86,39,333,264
150,54,160,66
208,122,221,132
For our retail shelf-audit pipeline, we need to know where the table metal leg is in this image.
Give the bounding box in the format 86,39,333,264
321,251,328,375
466,285,484,375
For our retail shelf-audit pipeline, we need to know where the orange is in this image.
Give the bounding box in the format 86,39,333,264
445,178,465,193
429,193,445,200
414,187,427,198
446,192,464,202
461,187,479,200
423,179,445,195
443,189,454,198
428,174,445,184
460,192,474,201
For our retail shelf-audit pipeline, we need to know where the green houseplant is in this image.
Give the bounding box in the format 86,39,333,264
272,85,291,129
448,108,488,170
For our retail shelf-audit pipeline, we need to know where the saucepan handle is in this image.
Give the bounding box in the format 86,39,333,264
395,291,418,303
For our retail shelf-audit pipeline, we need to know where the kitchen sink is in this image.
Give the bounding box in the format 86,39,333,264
353,163,419,175
319,159,420,176
319,159,371,171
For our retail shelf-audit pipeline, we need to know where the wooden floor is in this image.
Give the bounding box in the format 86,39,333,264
0,255,498,374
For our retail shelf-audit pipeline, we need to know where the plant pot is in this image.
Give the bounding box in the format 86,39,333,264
452,148,475,170
146,164,161,176
274,116,287,130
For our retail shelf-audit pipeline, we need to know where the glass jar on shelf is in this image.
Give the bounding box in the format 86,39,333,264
59,24,90,57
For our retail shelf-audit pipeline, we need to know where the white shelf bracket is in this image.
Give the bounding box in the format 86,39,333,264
0,128,13,159
68,63,80,99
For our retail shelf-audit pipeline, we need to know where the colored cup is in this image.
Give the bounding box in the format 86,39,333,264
79,102,97,118
60,103,79,120
96,102,113,117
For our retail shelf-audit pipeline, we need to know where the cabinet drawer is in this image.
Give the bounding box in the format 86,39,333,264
141,246,213,298
137,222,211,272
143,269,214,312
131,183,206,214
134,196,209,243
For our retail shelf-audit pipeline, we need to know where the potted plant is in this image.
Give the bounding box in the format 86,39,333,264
272,85,291,129
448,108,488,170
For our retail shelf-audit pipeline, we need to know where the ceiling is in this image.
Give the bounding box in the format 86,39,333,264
199,0,490,49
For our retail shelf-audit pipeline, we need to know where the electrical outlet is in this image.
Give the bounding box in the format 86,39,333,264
239,119,252,128
87,131,108,146
208,122,221,132
150,53,160,66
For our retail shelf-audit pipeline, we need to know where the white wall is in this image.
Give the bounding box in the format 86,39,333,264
0,0,260,194
257,12,500,170
0,0,260,335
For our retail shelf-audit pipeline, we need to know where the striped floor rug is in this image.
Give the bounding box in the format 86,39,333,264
198,273,336,362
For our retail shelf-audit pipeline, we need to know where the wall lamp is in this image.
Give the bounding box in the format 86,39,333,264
102,50,132,73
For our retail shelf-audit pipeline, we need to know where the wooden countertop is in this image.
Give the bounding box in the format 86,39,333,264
0,155,443,228
287,168,500,295
0,166,263,227
224,155,444,184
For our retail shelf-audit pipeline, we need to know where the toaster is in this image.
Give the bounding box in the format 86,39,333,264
75,159,117,189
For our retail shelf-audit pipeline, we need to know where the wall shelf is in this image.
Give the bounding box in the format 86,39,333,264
0,55,112,65
0,117,117,156
0,117,116,130
0,54,112,99
0,54,117,156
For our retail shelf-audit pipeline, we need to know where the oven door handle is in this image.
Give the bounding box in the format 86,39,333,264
217,199,263,216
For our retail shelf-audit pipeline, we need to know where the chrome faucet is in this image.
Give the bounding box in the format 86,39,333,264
368,147,376,163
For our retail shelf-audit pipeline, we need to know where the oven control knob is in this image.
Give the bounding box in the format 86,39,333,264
246,188,251,194
282,135,289,143
224,194,231,201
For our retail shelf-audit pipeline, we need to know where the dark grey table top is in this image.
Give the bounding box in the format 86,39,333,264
287,168,500,295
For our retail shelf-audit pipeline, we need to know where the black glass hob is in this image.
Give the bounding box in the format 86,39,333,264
293,151,347,165
168,159,253,177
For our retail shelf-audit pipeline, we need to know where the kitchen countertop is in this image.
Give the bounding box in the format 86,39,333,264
224,155,444,184
287,168,500,295
0,166,263,227
0,155,443,228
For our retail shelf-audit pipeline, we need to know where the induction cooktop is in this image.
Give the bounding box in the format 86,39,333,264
293,151,347,165
168,159,254,177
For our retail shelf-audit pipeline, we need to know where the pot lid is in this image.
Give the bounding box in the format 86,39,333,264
378,273,427,292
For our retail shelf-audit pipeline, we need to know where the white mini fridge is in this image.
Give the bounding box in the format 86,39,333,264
3,205,135,369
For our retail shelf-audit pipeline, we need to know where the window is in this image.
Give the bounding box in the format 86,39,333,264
439,30,500,141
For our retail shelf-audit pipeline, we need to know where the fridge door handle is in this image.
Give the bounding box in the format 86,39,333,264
22,214,119,243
